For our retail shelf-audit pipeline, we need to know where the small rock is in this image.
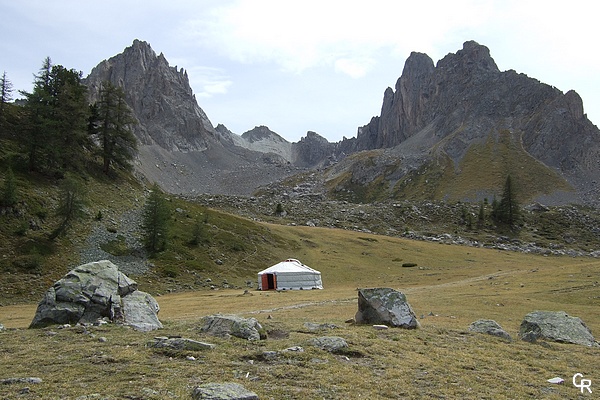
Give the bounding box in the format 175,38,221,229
310,336,348,352
192,382,258,400
1,377,43,385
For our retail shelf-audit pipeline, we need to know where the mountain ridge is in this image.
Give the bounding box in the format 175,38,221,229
82,40,600,205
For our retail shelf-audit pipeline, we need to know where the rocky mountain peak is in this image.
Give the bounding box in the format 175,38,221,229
437,40,499,73
85,40,216,152
242,125,287,144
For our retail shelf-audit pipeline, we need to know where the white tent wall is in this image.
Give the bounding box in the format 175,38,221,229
274,271,323,291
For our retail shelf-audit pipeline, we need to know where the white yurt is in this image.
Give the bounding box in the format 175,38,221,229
257,259,323,291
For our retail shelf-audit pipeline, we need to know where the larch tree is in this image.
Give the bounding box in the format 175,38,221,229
142,183,170,254
93,81,137,174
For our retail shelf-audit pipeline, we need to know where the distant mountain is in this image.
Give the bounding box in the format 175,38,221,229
325,41,600,205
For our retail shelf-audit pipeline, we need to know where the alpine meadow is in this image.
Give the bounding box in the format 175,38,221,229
1,40,599,399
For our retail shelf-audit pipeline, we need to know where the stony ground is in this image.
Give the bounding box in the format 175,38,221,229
184,188,600,258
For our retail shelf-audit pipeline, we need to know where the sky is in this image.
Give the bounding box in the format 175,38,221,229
1,0,599,142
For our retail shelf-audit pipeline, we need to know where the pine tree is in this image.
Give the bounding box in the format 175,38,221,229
51,66,93,171
20,58,54,172
93,81,137,174
142,183,170,254
494,175,521,227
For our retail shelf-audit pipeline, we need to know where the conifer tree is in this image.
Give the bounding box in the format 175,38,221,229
49,174,87,240
20,58,91,173
20,58,54,172
142,183,170,254
0,71,13,124
93,81,137,174
493,175,521,227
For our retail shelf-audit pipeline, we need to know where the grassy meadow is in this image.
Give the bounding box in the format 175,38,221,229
1,223,599,399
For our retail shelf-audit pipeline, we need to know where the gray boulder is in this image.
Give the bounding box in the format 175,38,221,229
519,311,597,346
468,319,512,340
200,315,265,340
310,336,348,352
121,290,162,332
29,260,162,331
192,382,258,400
355,288,420,329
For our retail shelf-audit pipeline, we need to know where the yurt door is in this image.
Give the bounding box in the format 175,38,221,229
262,273,276,290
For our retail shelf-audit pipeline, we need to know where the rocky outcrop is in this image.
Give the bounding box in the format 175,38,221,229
519,311,597,346
29,260,162,331
354,288,420,329
85,39,217,152
292,131,340,167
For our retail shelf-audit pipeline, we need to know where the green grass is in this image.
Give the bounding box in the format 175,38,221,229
1,226,599,398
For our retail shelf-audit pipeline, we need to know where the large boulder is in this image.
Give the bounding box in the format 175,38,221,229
200,315,265,340
519,311,597,346
355,288,420,329
29,260,162,331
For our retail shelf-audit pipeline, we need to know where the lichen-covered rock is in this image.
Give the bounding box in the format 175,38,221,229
355,288,420,329
200,315,265,340
309,336,348,352
519,311,597,346
192,382,258,400
468,319,512,341
29,260,162,331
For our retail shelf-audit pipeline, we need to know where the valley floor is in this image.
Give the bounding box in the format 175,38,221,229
1,242,599,398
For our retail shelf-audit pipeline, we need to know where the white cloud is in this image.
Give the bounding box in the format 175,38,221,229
180,0,494,74
179,65,233,98
334,57,375,78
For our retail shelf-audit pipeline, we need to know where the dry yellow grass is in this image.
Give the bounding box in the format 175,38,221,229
1,223,599,399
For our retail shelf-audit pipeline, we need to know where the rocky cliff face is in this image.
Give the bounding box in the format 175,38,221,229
85,39,217,152
332,41,600,204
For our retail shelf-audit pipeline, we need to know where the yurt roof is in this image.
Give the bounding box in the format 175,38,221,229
258,259,320,274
